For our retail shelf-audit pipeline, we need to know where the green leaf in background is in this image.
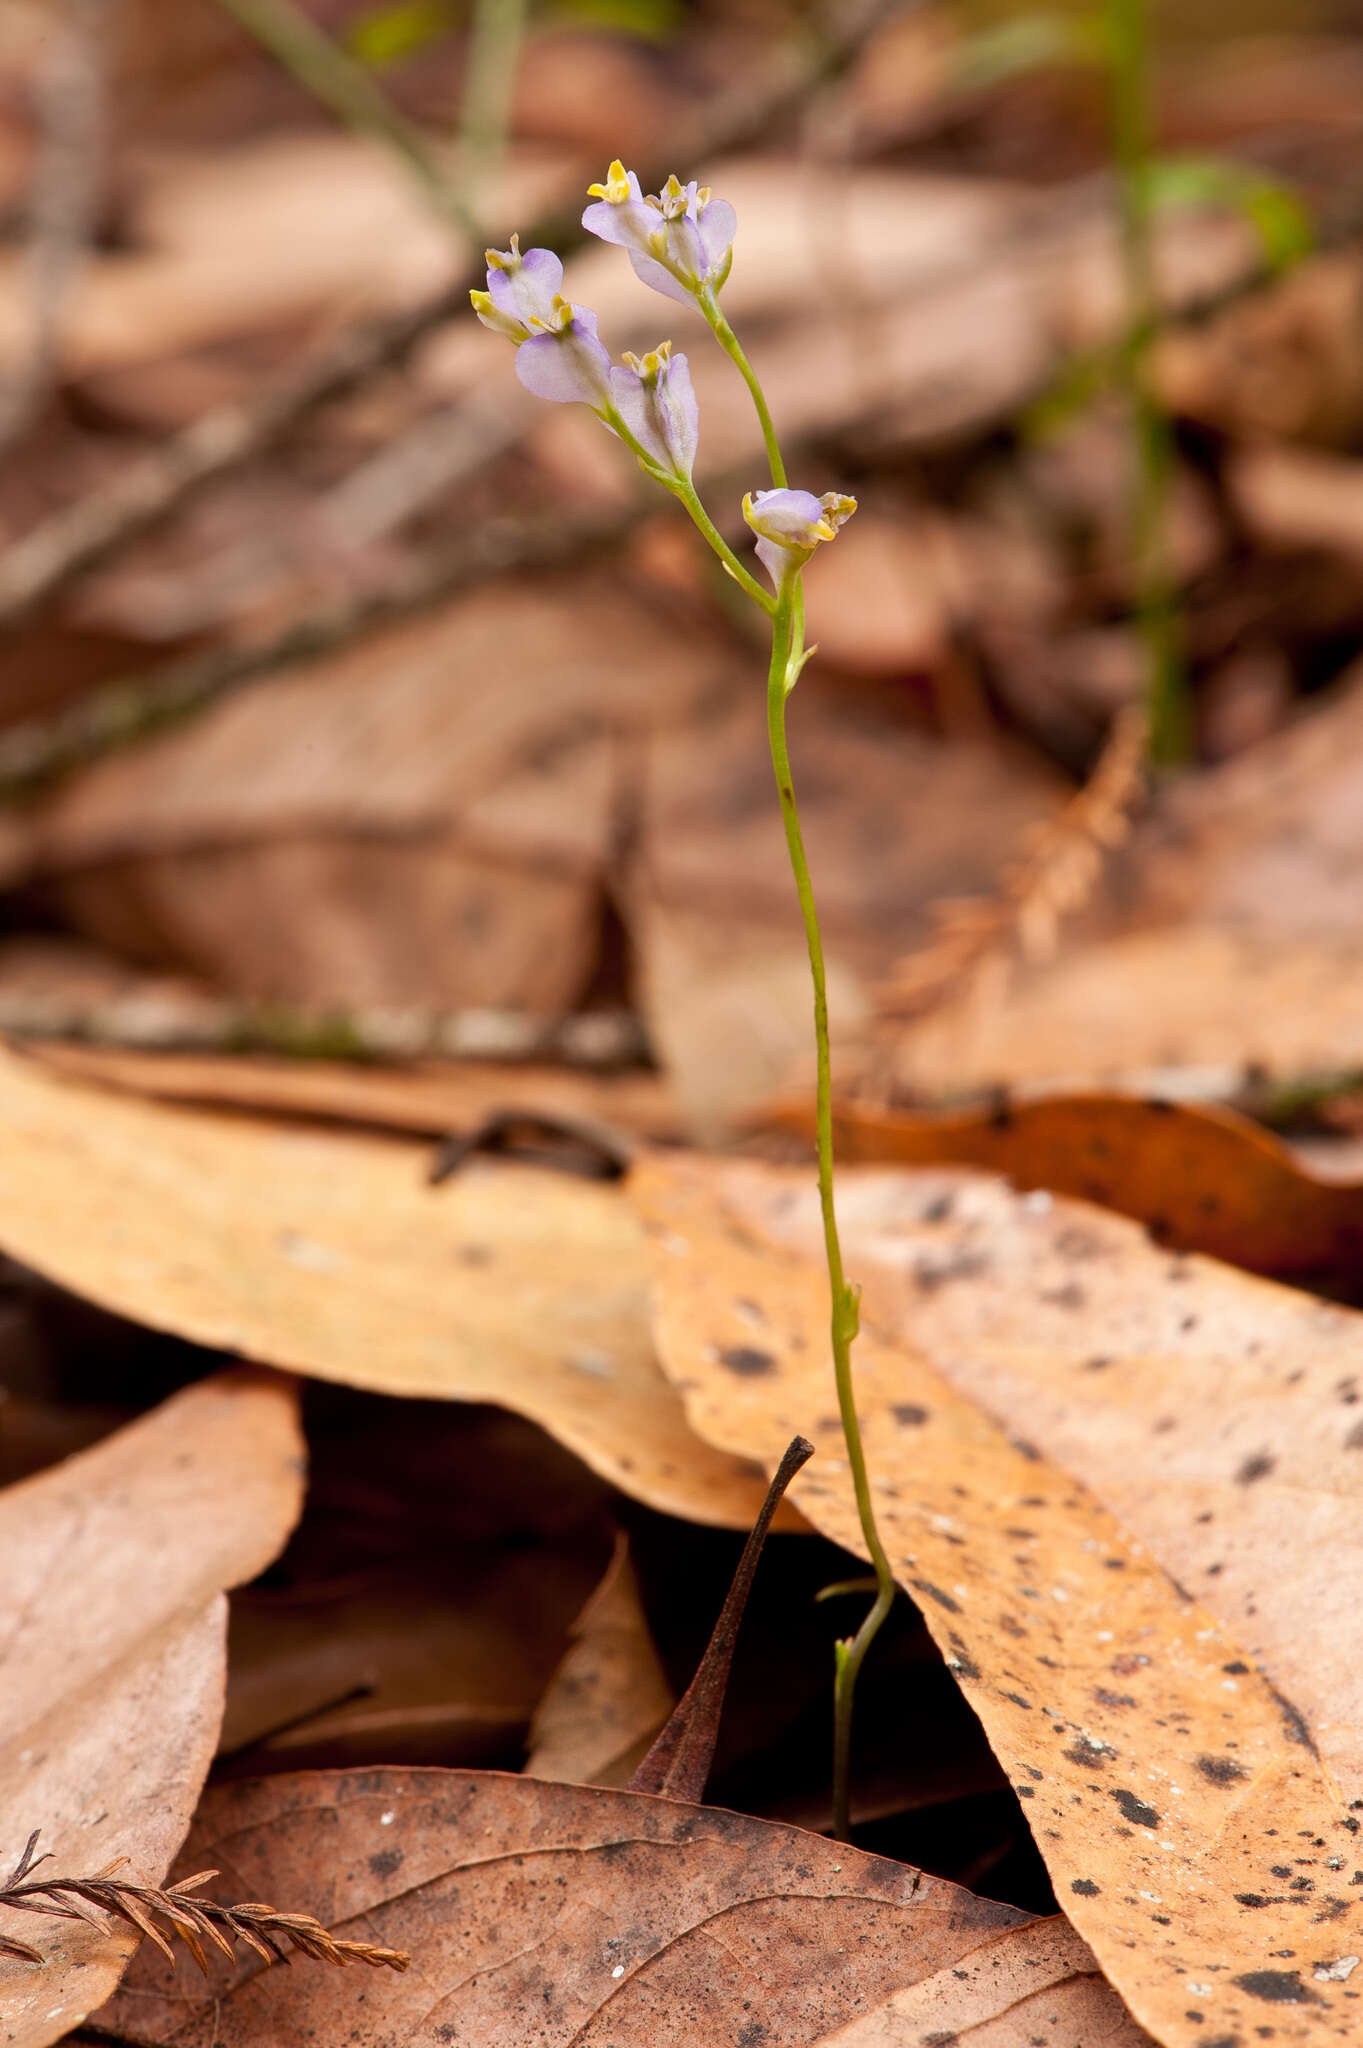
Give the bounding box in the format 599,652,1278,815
954,10,1105,89
539,0,680,40
1144,154,1315,273
344,0,456,69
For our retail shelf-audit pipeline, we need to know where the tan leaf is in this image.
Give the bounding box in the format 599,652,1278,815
32,1045,680,1147
89,1768,1145,2047
0,1044,766,1528
632,1152,1363,2047
0,1370,304,2048
726,1157,1363,1811
882,670,1363,1101
525,1534,674,1788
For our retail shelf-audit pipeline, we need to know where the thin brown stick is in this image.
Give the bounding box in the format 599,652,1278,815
0,1830,409,1973
0,0,902,631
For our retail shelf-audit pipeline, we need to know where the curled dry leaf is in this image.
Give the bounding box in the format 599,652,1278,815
632,1153,1363,2047
525,1535,674,1789
0,1370,304,2048
765,1090,1363,1281
90,1768,1146,2048
0,1045,767,1528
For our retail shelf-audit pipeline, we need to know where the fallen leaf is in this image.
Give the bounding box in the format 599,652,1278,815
224,1400,614,1775
525,1534,674,1788
0,1369,304,2048
884,924,1363,1100
724,1155,1363,1811
766,1090,1363,1281
32,1044,680,1146
882,672,1363,1102
90,1768,1145,2047
632,1151,1363,2048
0,1043,767,1528
11,568,732,1012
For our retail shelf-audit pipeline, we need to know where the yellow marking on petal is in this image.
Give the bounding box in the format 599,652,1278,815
586,160,632,204
485,232,522,271
698,185,711,206
647,226,668,259
470,290,495,314
813,520,837,542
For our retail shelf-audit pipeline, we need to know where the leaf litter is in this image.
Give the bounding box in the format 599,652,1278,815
15,9,1363,2044
0,1370,304,2048
631,1150,1363,2046
88,1768,1143,2048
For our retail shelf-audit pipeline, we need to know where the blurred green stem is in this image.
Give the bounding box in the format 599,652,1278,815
457,0,530,218
214,0,476,235
765,579,897,1843
1105,0,1191,765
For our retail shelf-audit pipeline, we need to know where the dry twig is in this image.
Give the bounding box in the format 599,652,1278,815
876,703,1150,1025
0,1829,409,1973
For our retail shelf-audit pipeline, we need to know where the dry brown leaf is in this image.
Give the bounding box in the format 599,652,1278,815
0,1043,766,1528
90,1767,1146,2047
633,1152,1363,2047
32,1045,681,1146
766,1090,1363,1282
10,569,731,1014
525,1534,674,1788
0,1370,304,2048
881,672,1363,1100
729,1157,1363,1813
224,1401,613,1776
884,924,1363,1100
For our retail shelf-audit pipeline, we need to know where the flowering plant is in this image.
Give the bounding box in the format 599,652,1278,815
473,163,894,1840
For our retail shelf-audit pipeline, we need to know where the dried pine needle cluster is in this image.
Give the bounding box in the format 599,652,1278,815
877,703,1150,1026
0,1830,409,1975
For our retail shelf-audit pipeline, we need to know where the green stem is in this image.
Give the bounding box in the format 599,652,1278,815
457,0,529,218
214,0,474,237
700,291,787,488
598,398,774,614
1105,0,1191,766
765,582,896,1842
675,480,776,614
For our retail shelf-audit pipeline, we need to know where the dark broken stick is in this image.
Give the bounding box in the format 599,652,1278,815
629,1436,814,1805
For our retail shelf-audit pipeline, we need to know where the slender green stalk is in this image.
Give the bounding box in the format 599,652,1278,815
699,291,788,487
765,582,897,1842
598,401,775,612
1105,0,1191,765
457,0,530,218
214,0,475,237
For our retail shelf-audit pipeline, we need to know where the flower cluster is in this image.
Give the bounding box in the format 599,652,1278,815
471,164,856,594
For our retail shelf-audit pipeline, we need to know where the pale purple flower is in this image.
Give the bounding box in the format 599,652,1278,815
470,235,565,342
515,303,612,407
608,343,698,480
743,488,858,588
582,161,736,307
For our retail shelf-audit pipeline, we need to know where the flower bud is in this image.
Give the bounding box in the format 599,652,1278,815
743,488,858,588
